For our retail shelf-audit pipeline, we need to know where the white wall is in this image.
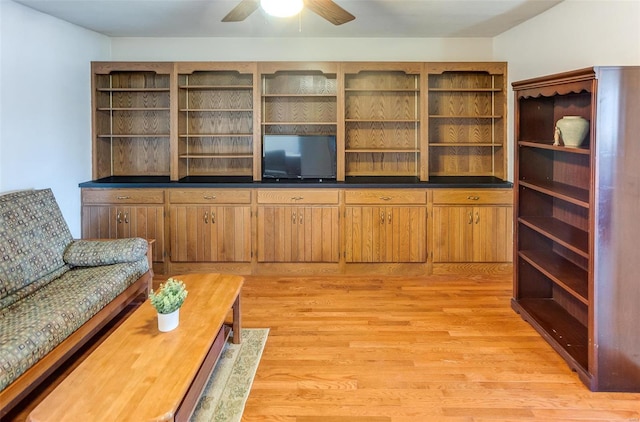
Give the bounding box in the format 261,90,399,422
494,0,640,179
110,37,494,62
0,0,110,237
495,0,640,82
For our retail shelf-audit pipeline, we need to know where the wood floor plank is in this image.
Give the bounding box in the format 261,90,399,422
240,273,640,421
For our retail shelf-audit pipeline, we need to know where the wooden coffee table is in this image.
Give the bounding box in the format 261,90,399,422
27,273,243,422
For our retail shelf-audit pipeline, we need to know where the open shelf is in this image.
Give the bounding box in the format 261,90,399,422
346,148,419,153
430,143,502,147
178,85,252,90
519,140,590,155
179,108,253,112
177,67,256,179
92,66,172,179
96,88,170,92
519,249,588,304
426,66,506,180
261,70,337,143
262,122,337,126
345,88,419,92
519,180,589,208
178,134,253,138
98,107,170,111
429,115,503,119
429,88,502,92
513,298,588,371
179,153,253,159
97,134,170,138
518,216,589,258
343,67,421,179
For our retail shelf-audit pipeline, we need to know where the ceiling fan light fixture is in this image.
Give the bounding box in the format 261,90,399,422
260,0,303,17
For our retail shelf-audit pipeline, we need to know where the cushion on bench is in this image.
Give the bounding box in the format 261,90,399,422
0,189,73,302
64,238,149,267
0,258,149,391
0,265,70,311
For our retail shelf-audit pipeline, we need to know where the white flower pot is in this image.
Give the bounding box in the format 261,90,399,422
157,309,180,332
556,116,589,147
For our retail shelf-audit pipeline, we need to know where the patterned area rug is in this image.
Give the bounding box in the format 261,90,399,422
191,328,269,422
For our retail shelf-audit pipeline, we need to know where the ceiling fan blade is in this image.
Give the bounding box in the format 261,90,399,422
304,0,355,25
222,0,260,22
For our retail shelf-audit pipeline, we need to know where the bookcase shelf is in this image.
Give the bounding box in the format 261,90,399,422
512,66,640,392
176,63,258,179
342,63,423,179
426,63,506,180
92,63,173,179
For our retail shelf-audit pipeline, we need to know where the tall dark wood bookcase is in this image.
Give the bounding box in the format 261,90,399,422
512,66,640,392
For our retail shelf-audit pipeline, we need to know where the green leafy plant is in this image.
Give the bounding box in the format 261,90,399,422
149,278,188,314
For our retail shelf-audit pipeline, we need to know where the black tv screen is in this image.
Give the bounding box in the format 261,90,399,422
262,135,337,180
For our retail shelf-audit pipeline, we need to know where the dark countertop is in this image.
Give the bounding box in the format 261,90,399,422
79,176,512,189
80,176,513,189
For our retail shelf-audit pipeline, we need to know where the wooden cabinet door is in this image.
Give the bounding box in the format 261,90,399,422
471,206,512,262
387,206,427,263
345,206,426,263
257,206,293,263
170,205,251,263
170,205,209,262
432,205,512,263
82,205,118,239
297,206,340,263
344,206,384,263
257,206,339,263
127,206,165,263
432,205,474,263
209,206,252,263
82,205,164,263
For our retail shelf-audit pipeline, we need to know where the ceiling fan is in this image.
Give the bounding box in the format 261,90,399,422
222,0,355,26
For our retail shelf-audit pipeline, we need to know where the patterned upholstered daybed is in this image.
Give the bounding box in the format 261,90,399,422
0,188,153,416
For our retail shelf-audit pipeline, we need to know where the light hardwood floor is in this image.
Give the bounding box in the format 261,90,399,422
7,272,640,421
240,273,640,422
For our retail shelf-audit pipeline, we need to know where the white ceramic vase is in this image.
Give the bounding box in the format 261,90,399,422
556,116,589,147
157,309,180,332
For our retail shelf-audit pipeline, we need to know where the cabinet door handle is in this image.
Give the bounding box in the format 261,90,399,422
203,195,217,200
116,211,122,224
380,211,385,224
292,211,297,224
124,212,129,224
204,211,208,224
475,212,480,224
299,212,303,224
388,211,392,223
467,196,480,201
468,211,473,224
116,196,130,200
211,211,216,224
379,196,392,201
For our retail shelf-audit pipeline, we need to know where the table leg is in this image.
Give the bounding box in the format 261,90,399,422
232,294,242,344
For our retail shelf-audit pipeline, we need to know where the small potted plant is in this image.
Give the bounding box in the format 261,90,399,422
149,278,188,332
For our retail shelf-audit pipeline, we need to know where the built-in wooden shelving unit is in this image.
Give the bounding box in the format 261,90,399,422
91,61,507,182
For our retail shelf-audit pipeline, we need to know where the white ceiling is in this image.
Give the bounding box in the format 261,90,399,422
12,0,563,38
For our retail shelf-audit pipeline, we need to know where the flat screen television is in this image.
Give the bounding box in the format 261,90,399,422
262,134,337,180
